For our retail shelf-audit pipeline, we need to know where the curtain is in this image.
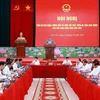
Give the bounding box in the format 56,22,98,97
0,0,10,46
10,0,34,47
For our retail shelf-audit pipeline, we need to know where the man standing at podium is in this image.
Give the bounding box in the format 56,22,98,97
46,36,55,45
44,36,56,60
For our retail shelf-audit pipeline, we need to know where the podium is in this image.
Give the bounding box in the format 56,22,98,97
44,38,56,60
15,32,27,58
16,43,26,58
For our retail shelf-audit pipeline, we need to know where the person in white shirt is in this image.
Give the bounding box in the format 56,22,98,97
31,57,40,65
0,61,7,80
62,57,72,65
75,58,83,69
6,58,11,63
88,59,93,68
3,61,12,75
89,59,100,76
13,59,19,71
79,59,92,72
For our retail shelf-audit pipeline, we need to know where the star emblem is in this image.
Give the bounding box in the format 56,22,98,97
25,5,31,11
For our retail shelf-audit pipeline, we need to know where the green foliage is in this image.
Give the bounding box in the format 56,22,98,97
0,47,100,58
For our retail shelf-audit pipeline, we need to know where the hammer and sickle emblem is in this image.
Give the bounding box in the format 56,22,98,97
14,5,20,10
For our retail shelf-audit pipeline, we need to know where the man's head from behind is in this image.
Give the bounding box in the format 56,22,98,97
0,61,5,70
19,58,22,63
14,59,19,64
82,59,88,66
93,59,99,67
6,61,12,68
76,58,81,64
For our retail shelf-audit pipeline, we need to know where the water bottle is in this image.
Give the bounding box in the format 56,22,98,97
4,79,10,88
92,75,97,83
98,78,100,86
86,73,90,78
0,86,3,94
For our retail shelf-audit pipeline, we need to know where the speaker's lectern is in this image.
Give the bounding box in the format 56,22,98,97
15,32,27,58
44,37,56,60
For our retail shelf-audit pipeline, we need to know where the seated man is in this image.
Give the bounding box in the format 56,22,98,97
0,61,7,80
3,61,12,75
6,58,11,63
89,59,100,76
31,57,40,65
62,57,72,65
75,58,83,69
88,59,93,68
18,58,23,68
9,59,14,70
79,59,92,72
13,59,19,71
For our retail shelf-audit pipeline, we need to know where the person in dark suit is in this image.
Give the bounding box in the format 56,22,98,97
46,36,55,44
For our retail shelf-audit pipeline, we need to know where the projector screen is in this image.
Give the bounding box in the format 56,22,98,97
35,0,99,46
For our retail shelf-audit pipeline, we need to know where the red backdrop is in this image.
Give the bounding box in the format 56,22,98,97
36,0,99,46
10,0,34,47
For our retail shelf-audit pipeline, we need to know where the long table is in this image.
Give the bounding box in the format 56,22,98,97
0,67,33,100
67,67,100,100
2,65,100,100
31,65,68,78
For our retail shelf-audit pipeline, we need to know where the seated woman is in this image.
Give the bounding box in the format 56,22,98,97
15,32,27,44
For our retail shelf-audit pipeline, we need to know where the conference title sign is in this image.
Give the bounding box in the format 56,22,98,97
36,0,99,46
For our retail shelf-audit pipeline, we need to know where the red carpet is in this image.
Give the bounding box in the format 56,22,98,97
32,78,69,100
